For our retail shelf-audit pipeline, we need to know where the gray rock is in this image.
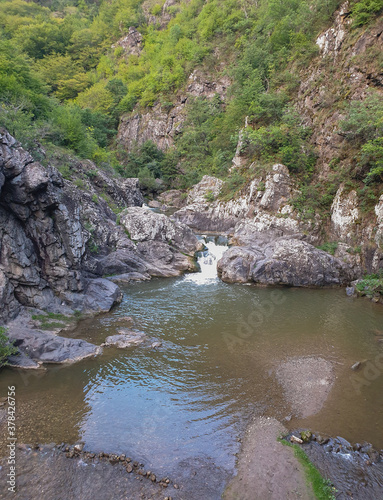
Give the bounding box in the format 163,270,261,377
103,330,146,348
82,279,123,314
6,324,100,364
120,207,202,254
218,238,352,286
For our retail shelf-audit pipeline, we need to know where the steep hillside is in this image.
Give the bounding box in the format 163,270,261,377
1,0,383,280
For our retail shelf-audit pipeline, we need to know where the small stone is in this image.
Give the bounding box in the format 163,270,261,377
74,443,84,452
165,479,170,484
120,454,126,461
324,445,333,453
300,430,312,443
126,464,133,473
351,361,361,371
290,435,303,444
150,474,156,482
346,287,355,296
133,461,139,467
126,457,132,463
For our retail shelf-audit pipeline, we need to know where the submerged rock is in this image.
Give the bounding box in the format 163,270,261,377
103,330,146,348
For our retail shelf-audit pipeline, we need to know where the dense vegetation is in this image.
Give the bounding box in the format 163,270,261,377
0,0,382,200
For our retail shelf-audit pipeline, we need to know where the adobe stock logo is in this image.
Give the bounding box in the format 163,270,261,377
349,354,383,395
223,289,286,352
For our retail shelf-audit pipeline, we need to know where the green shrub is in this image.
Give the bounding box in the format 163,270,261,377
352,0,383,27
0,327,18,366
356,270,383,297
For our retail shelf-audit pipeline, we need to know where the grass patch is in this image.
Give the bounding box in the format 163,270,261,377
31,311,82,330
356,270,383,298
316,242,338,255
279,438,336,499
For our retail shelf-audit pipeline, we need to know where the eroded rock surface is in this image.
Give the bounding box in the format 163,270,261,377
0,130,207,326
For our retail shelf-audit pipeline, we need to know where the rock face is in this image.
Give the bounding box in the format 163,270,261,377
330,185,359,242
174,167,306,235
117,70,230,151
119,207,203,276
112,27,143,57
0,130,203,324
172,170,356,286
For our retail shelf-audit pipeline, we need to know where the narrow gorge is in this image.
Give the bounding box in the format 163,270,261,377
1,0,383,499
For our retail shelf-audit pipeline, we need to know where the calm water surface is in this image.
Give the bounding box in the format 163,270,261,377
1,237,383,481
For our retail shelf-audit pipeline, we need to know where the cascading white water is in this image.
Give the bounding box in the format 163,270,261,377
183,235,228,284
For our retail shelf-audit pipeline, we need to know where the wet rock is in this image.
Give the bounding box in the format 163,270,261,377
103,330,146,348
6,323,100,364
300,430,312,443
346,286,355,296
151,341,162,348
351,361,362,371
324,444,333,453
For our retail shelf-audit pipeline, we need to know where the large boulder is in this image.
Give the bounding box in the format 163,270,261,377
6,324,100,364
119,207,202,254
218,238,352,286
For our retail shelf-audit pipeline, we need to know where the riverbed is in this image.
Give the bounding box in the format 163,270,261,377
1,236,383,497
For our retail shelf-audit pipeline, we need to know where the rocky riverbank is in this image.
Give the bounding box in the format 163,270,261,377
0,442,229,500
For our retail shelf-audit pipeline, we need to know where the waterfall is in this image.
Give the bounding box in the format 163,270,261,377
183,235,228,284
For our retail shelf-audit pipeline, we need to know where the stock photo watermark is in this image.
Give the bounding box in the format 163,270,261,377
5,385,17,493
223,289,287,352
349,354,383,395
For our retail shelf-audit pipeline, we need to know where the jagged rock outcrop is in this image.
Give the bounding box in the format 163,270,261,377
330,184,359,242
0,130,203,325
119,207,203,276
117,70,230,151
112,27,143,57
174,167,311,236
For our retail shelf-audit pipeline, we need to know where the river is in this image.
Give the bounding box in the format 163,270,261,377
1,235,383,497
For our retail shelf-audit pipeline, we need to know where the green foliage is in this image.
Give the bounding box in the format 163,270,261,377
356,270,383,298
244,109,317,174
0,326,18,367
220,171,247,201
0,0,363,196
204,190,215,202
341,92,383,184
316,242,338,255
351,0,383,26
